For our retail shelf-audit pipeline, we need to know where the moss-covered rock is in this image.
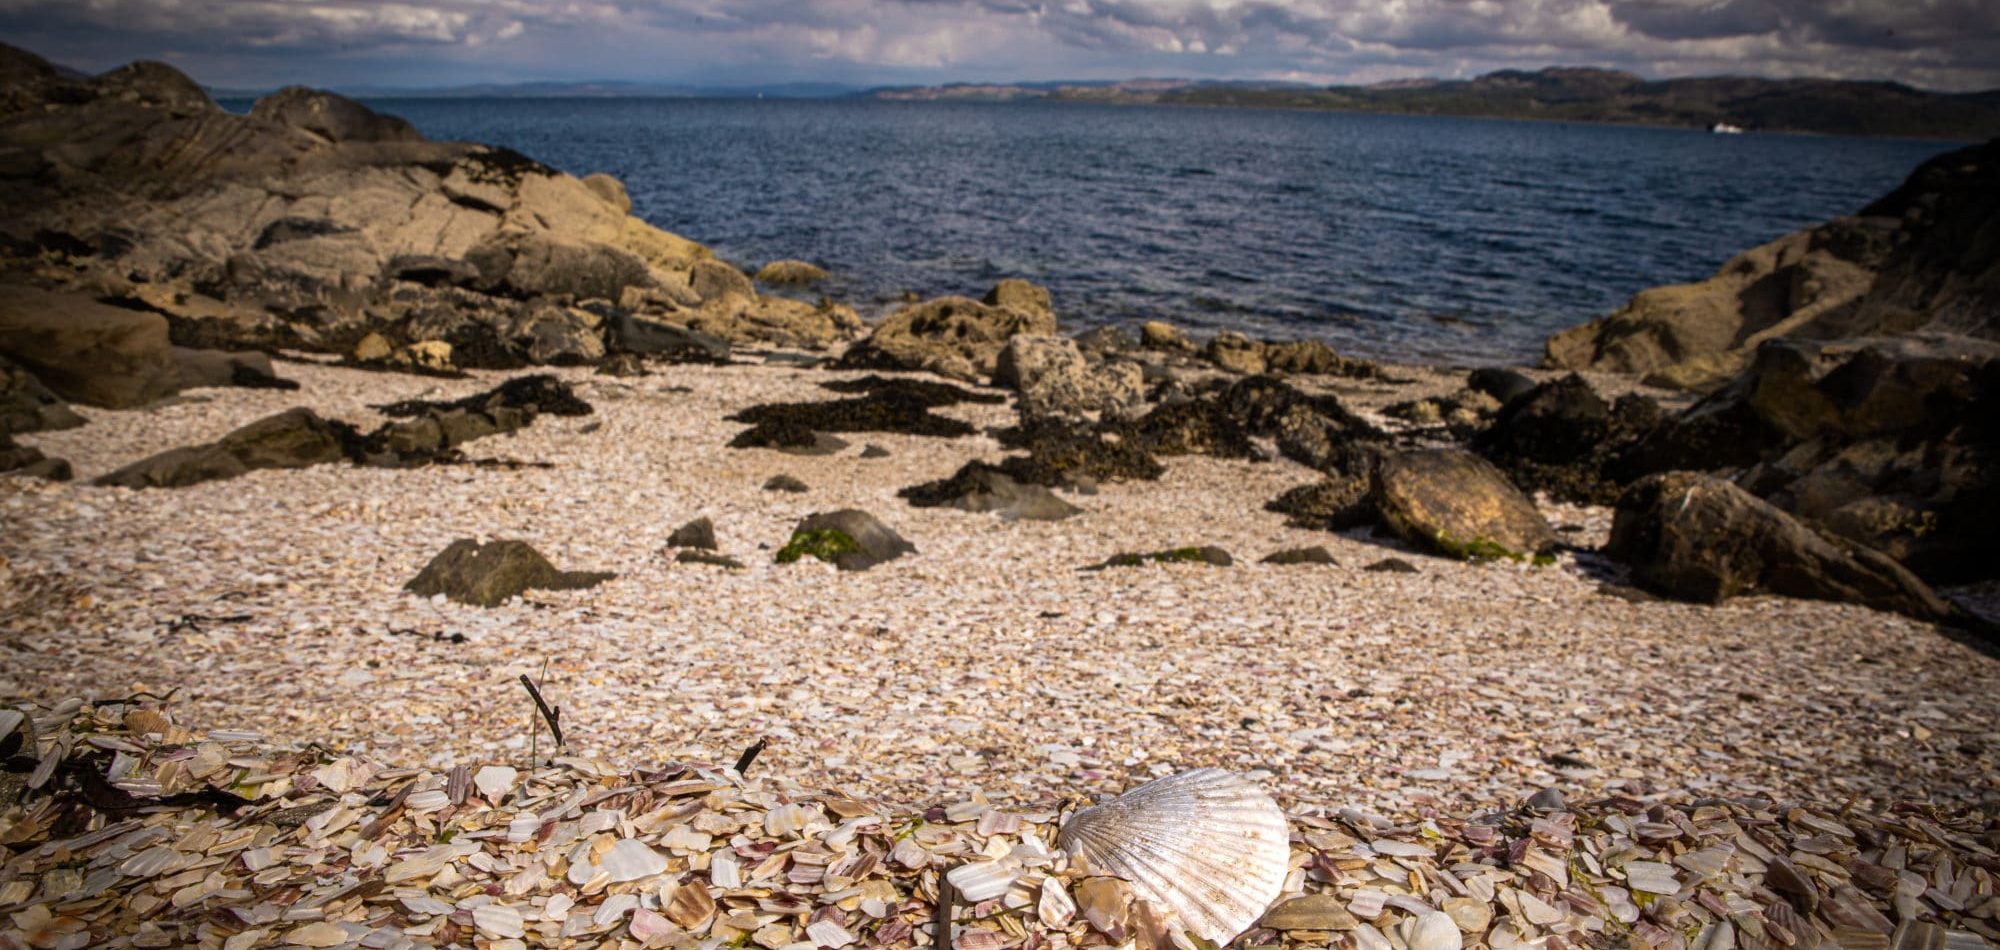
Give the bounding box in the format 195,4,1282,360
1085,545,1233,570
776,510,916,571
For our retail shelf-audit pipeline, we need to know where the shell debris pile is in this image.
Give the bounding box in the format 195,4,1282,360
1,700,1996,950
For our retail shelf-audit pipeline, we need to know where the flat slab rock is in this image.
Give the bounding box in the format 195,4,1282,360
404,538,614,607
1375,448,1556,561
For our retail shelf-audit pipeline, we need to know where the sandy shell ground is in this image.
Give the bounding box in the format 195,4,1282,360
2,357,1996,817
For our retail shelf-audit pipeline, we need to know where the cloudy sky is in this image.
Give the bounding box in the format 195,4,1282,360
2,0,1996,92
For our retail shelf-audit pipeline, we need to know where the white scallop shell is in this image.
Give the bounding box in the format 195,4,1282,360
1055,768,1290,946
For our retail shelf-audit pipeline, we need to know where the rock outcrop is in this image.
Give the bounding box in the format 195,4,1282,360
1546,138,2000,390
1627,335,1999,583
1607,472,1953,623
0,43,861,375
1473,374,1663,504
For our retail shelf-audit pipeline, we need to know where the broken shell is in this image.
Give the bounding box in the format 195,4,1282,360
1039,879,1077,928
947,861,1021,903
1055,768,1289,946
599,838,669,883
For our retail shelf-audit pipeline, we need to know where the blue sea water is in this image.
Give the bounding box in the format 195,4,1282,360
357,98,1958,365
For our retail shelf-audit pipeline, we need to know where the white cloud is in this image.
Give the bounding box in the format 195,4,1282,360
1,0,1995,89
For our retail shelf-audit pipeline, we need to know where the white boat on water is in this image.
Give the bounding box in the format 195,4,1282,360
1711,122,1745,134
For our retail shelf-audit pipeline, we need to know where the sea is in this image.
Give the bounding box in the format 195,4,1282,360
350,98,1960,366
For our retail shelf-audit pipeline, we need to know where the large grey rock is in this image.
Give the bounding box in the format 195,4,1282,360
690,259,756,304
1607,472,1954,623
94,407,351,489
404,539,614,608
0,286,181,408
778,509,916,571
0,354,85,436
994,335,1144,420
1374,449,1557,561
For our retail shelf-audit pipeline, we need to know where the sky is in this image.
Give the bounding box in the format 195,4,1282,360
2,0,1997,93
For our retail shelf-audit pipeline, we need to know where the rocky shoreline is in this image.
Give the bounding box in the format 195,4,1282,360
3,42,1998,950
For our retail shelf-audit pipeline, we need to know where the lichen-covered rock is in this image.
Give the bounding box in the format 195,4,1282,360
1373,449,1556,561
839,284,1059,381
778,510,915,571
1607,472,1953,623
404,539,614,607
994,335,1144,420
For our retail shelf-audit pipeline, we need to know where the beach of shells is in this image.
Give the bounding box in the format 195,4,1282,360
2,355,1998,946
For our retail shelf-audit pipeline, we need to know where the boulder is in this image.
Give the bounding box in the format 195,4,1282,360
95,407,353,489
1365,557,1420,573
1134,375,1383,474
1140,320,1193,351
690,259,756,304
777,510,916,571
1266,476,1376,531
1546,139,2000,390
754,260,829,285
1467,367,1538,405
1607,472,1953,623
982,278,1054,317
404,539,614,608
764,474,809,493
840,284,1059,381
0,287,181,408
1205,331,1267,374
0,355,85,436
1072,325,1136,355
994,335,1145,420
608,313,731,363
898,461,1082,521
667,517,717,550
1473,374,1663,504
1374,449,1557,561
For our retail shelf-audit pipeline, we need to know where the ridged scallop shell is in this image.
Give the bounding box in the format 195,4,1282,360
1055,768,1290,946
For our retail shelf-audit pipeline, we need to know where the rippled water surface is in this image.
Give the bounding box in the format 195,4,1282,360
366,98,1958,364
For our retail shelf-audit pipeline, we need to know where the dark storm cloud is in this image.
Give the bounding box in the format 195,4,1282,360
0,0,1994,90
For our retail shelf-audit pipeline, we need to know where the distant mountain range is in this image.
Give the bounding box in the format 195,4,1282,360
209,67,2000,139
869,68,2000,139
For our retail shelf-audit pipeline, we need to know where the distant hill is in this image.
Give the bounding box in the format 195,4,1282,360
871,68,2000,139
208,80,863,100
